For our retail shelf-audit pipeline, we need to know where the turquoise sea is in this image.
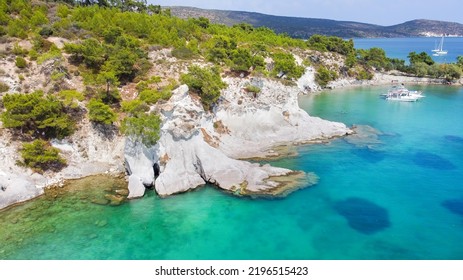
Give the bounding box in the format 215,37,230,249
1,85,463,260
353,37,463,63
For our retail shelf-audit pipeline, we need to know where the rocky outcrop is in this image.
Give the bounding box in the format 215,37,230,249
124,75,351,198
327,71,448,89
0,120,125,209
124,139,157,198
1,64,351,207
217,77,350,159
0,173,43,209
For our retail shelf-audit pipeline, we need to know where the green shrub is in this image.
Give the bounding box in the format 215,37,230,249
121,113,162,146
171,46,195,59
244,84,261,97
15,56,27,68
139,89,171,104
0,81,9,93
356,69,374,80
39,26,54,37
28,49,39,60
180,66,227,110
1,91,75,139
58,90,85,109
315,66,338,87
136,81,149,92
121,99,149,115
87,99,116,125
13,43,28,56
37,45,62,64
272,52,304,79
97,88,121,105
230,48,253,72
20,139,66,172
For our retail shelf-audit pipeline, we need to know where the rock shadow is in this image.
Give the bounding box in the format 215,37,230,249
442,198,463,217
92,123,118,140
334,197,390,235
413,151,456,170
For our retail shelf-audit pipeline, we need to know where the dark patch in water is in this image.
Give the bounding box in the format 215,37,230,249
352,148,386,163
413,152,456,170
444,135,463,144
442,198,463,217
334,197,390,235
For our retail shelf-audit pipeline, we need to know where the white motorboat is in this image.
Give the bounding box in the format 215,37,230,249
382,85,424,102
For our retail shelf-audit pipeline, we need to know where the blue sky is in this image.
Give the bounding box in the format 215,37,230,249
148,0,462,26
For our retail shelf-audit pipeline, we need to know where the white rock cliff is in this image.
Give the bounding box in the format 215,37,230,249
124,76,351,198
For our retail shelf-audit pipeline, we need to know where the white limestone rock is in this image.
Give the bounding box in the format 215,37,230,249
149,84,296,196
216,77,350,159
124,139,158,198
127,174,146,199
0,173,43,209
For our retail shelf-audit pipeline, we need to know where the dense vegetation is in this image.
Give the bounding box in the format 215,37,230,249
0,0,462,171
1,91,75,139
180,66,227,110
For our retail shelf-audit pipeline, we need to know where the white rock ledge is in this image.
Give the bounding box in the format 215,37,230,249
124,76,351,198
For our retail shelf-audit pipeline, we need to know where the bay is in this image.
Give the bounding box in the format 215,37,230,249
1,85,463,260
353,37,463,63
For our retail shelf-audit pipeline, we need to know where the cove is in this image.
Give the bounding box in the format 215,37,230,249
1,85,463,260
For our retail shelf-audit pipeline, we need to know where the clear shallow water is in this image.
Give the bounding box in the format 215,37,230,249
353,37,463,63
1,85,463,260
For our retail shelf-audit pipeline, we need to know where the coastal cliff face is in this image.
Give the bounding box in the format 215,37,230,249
0,51,351,208
0,120,125,209
124,74,351,198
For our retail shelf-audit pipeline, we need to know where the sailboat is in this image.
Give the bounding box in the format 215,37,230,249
432,35,448,56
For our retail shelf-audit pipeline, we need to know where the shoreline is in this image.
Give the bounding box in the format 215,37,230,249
1,70,462,211
325,71,463,90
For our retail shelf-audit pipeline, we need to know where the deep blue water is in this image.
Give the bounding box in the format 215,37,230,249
353,37,463,63
1,85,463,259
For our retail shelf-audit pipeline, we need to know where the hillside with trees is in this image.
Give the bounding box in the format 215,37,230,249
169,6,463,38
0,0,462,173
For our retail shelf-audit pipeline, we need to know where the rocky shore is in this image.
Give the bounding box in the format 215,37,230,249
124,75,350,199
2,65,459,210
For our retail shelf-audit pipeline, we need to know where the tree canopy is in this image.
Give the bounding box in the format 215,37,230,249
180,66,227,110
121,112,161,146
20,139,66,172
87,98,117,125
1,91,75,139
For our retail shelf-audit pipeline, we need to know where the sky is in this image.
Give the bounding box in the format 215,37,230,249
148,0,462,26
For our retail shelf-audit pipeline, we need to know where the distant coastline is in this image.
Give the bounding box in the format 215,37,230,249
353,37,463,63
169,6,463,38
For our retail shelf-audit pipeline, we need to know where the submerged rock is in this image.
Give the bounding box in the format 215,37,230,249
335,197,390,235
345,125,383,148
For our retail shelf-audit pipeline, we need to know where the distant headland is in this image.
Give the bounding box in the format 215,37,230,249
169,6,463,38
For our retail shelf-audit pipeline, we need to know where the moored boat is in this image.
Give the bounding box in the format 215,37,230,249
381,85,424,102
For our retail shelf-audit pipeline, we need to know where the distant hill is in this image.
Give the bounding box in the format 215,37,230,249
169,6,463,38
